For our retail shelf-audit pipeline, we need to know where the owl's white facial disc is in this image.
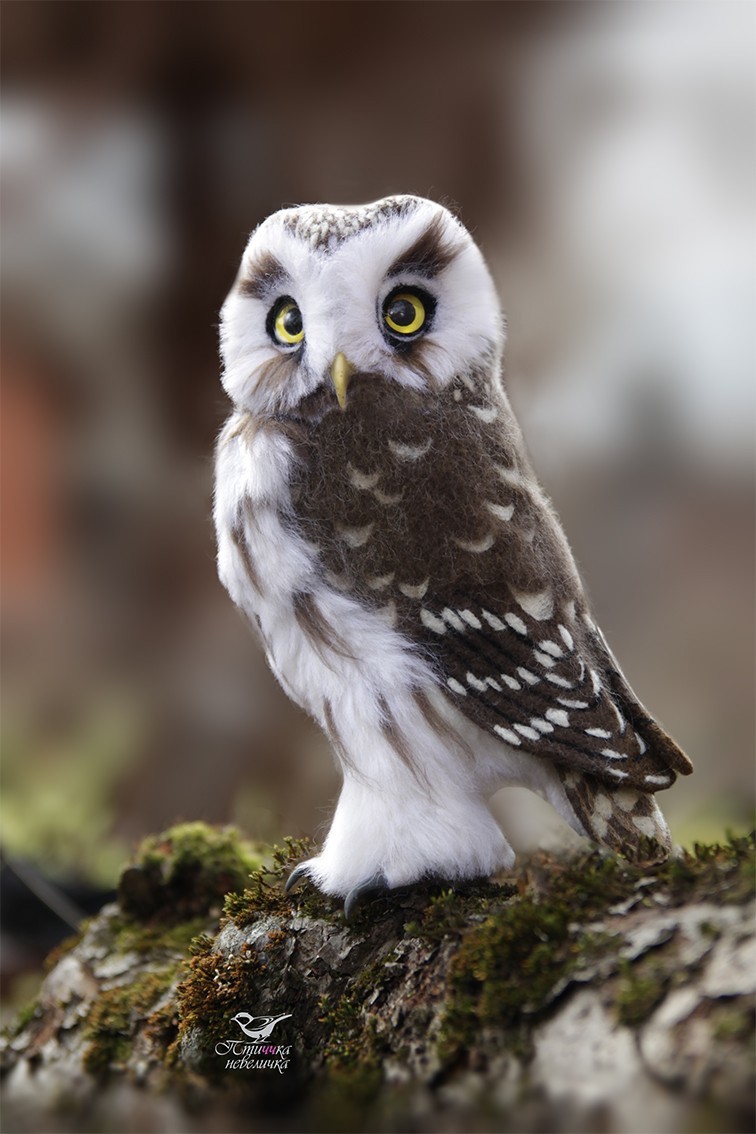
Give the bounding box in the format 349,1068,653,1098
220,195,504,416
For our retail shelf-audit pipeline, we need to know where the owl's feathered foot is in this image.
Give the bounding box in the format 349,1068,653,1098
286,861,388,920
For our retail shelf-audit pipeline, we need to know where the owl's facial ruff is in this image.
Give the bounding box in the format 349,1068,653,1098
220,196,504,417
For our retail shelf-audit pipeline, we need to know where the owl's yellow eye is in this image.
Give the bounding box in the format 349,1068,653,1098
272,300,304,346
383,291,428,337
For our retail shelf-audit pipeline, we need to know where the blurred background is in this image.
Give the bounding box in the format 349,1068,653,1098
2,1,754,996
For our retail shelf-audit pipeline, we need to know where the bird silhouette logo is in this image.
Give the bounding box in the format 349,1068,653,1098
229,1012,292,1040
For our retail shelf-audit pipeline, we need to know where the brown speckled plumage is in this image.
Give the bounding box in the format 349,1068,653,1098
283,371,692,797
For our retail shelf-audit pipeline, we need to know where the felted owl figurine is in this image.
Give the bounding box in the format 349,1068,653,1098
214,195,693,917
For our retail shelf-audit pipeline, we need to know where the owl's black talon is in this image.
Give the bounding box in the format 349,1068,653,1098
343,873,388,922
285,863,312,893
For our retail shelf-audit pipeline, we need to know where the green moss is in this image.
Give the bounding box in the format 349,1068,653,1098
432,833,754,1066
616,959,669,1028
712,1004,755,1043
319,963,386,1068
404,879,516,940
658,833,755,906
118,821,265,923
83,969,176,1077
173,933,278,1075
222,835,339,926
110,913,211,958
75,823,275,1079
3,998,42,1040
311,965,390,1130
438,893,612,1062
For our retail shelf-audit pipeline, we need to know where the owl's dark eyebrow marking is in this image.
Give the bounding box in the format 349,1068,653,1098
387,215,462,280
239,252,287,299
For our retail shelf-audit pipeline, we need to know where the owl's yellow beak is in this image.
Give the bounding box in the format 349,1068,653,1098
330,352,355,410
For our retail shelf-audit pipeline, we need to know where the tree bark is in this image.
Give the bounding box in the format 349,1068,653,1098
2,824,754,1134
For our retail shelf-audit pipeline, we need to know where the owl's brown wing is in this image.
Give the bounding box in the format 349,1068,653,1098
411,585,693,792
288,374,693,793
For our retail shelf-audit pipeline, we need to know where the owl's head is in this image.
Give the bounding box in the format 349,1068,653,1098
220,195,504,417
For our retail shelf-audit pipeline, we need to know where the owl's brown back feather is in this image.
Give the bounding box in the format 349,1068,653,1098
284,371,693,795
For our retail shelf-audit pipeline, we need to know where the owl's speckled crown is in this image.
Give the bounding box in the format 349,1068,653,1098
279,195,423,252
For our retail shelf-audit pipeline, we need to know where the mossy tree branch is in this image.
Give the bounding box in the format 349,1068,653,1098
2,824,754,1134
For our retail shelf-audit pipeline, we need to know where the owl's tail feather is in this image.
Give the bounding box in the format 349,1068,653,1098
559,768,672,862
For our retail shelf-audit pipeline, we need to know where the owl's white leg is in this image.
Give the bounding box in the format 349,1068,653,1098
290,767,514,905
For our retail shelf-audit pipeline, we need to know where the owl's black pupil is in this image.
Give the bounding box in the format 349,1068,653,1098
283,306,302,335
388,298,416,328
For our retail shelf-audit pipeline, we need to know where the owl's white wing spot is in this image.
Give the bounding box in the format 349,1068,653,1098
367,572,395,590
347,463,381,490
512,588,554,621
420,608,447,634
486,501,515,522
613,788,639,812
601,748,626,761
398,578,429,599
469,404,498,423
504,612,527,636
453,532,495,554
501,674,521,691
533,649,557,669
586,728,612,739
389,439,432,461
557,697,588,710
593,793,614,819
337,522,375,548
447,677,467,695
609,701,627,733
558,625,575,651
373,488,404,505
442,608,466,631
459,609,482,629
482,609,506,631
633,815,660,837
514,723,541,741
494,724,521,746
545,673,574,688
530,717,554,734
494,463,526,488
644,773,672,786
591,814,609,838
466,672,488,692
546,708,570,727
539,640,563,658
517,667,540,686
